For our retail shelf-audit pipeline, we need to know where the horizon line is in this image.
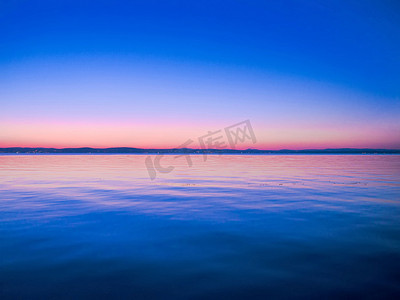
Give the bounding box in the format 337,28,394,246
1,147,400,154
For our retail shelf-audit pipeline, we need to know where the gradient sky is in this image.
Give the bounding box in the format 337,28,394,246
1,0,399,149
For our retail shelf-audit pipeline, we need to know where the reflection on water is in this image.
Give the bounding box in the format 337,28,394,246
1,155,400,298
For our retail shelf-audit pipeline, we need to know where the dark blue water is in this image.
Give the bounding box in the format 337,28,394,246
1,155,400,299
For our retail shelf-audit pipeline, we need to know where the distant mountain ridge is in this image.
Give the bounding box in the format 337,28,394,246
1,147,399,154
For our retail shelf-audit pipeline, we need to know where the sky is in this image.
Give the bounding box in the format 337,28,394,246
1,0,399,149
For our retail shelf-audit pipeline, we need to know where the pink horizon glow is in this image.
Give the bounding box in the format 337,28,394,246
1,58,399,150
1,120,399,150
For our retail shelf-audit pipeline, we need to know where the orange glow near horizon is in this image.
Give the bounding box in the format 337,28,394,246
1,120,399,150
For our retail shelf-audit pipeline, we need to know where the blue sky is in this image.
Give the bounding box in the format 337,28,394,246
1,0,399,148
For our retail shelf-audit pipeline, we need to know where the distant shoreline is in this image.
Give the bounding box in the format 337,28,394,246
1,147,399,154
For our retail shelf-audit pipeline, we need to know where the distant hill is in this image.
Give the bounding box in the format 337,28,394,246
0,147,399,154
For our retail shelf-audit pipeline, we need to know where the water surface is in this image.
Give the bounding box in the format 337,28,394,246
1,155,400,298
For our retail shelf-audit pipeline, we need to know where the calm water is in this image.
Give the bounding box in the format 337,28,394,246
1,155,400,299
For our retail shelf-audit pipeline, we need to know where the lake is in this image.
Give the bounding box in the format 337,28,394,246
1,154,400,298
